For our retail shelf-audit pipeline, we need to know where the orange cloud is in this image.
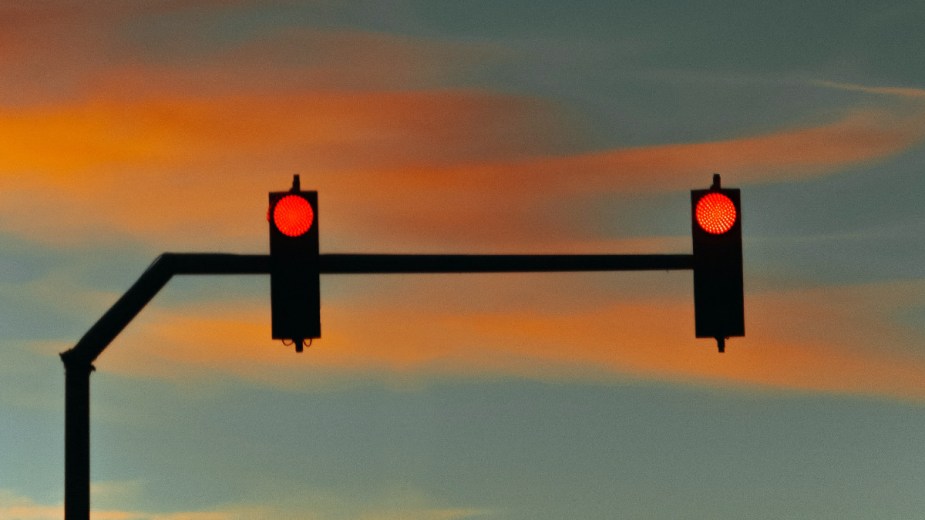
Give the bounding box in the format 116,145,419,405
85,277,925,402
3,12,924,252
0,88,569,248
376,106,925,195
154,27,509,94
2,85,922,252
315,105,925,249
0,486,488,520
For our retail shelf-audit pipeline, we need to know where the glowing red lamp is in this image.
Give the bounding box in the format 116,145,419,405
695,192,737,235
273,194,314,237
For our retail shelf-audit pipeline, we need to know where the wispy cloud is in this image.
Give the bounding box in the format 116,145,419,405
77,277,925,401
358,509,492,520
3,11,925,252
8,9,925,403
0,489,61,520
2,91,922,251
0,487,490,520
813,80,925,99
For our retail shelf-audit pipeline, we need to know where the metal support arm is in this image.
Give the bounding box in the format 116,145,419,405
320,253,693,274
62,254,269,366
62,252,692,364
60,250,692,520
59,253,267,520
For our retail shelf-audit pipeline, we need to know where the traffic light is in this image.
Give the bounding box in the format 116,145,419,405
269,175,320,352
691,174,744,352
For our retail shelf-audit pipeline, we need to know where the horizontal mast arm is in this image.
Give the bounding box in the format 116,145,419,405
60,252,693,365
319,253,694,274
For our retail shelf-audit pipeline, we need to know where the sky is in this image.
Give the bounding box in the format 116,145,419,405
2,1,925,518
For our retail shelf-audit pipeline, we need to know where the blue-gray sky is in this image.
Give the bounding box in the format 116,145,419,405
2,2,925,518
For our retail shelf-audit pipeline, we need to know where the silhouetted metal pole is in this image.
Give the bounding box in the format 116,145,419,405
61,352,92,520
60,254,268,520
60,251,693,519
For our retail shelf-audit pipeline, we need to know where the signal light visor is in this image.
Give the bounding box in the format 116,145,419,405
273,194,315,237
695,192,737,234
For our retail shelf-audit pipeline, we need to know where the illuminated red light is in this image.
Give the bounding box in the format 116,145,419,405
273,195,314,237
695,192,737,234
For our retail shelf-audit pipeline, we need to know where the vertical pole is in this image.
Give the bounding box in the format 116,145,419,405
62,354,92,520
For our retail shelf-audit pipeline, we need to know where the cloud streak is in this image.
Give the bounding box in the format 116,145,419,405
79,276,925,402
0,487,490,520
813,80,925,99
2,89,922,251
6,9,925,402
3,11,925,251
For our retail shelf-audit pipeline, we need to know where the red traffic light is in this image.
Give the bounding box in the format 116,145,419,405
690,175,744,352
273,194,314,237
268,178,321,350
695,192,737,234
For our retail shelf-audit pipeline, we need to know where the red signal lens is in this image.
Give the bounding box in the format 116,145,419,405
273,195,314,237
695,192,737,234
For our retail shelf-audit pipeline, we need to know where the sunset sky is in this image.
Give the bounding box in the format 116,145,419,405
3,1,925,518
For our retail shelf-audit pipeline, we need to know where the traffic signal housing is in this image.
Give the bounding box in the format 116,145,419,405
269,175,320,351
691,174,744,352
